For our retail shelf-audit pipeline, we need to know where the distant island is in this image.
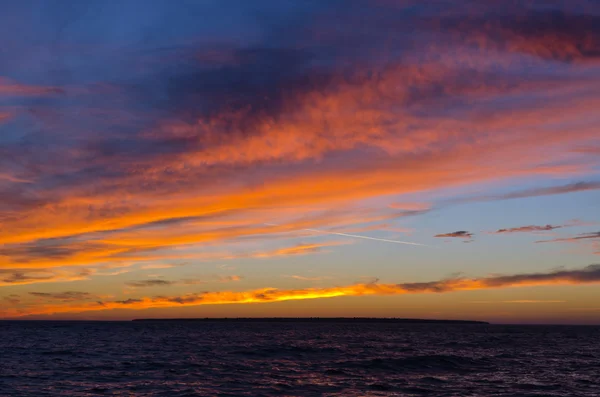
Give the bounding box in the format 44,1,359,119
132,317,489,324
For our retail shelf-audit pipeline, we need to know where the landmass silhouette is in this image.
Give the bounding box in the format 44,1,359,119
132,317,489,324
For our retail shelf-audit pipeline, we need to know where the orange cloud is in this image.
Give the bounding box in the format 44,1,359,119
251,242,349,258
0,112,13,123
4,63,598,245
0,210,370,270
0,261,141,287
139,264,179,270
4,265,599,318
388,202,431,211
0,77,63,96
1,16,600,277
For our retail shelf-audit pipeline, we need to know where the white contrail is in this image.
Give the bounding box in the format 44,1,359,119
264,223,427,247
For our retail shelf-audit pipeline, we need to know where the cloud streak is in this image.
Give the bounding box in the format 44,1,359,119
493,225,563,234
491,220,592,235
0,268,93,287
125,279,175,288
434,231,474,239
285,275,329,282
536,232,600,244
126,275,242,288
0,77,63,97
4,264,599,317
463,182,600,204
471,300,567,304
29,291,94,301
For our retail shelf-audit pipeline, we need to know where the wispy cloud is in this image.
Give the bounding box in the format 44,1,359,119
491,220,593,234
1,294,20,305
0,77,63,97
217,275,242,282
388,202,431,211
125,279,176,288
126,275,243,288
0,268,93,287
492,225,563,234
471,300,567,304
0,112,12,123
434,231,474,239
138,264,180,270
251,242,349,258
536,232,600,244
0,261,139,287
29,291,95,301
532,231,600,256
285,275,330,282
472,182,600,203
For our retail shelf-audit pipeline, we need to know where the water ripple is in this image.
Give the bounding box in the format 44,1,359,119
1,322,599,396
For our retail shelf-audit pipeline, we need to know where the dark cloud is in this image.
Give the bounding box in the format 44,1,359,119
0,238,102,263
431,9,600,62
179,279,205,286
434,231,473,239
499,182,600,201
0,268,93,285
1,271,53,284
536,232,600,244
167,295,201,304
394,264,600,292
17,1,599,184
478,264,600,287
29,291,93,301
114,298,143,305
127,275,242,288
574,232,600,240
493,224,563,234
444,182,600,207
125,279,175,288
2,294,20,305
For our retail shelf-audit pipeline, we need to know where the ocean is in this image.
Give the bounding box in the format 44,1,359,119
1,321,598,396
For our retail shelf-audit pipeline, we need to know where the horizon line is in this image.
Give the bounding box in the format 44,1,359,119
2,317,600,326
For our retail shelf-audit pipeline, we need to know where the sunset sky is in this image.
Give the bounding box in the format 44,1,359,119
1,0,599,324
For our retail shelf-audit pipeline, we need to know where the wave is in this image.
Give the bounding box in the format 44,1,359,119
340,354,495,374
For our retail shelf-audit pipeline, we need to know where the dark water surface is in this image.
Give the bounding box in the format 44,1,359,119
1,321,599,396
